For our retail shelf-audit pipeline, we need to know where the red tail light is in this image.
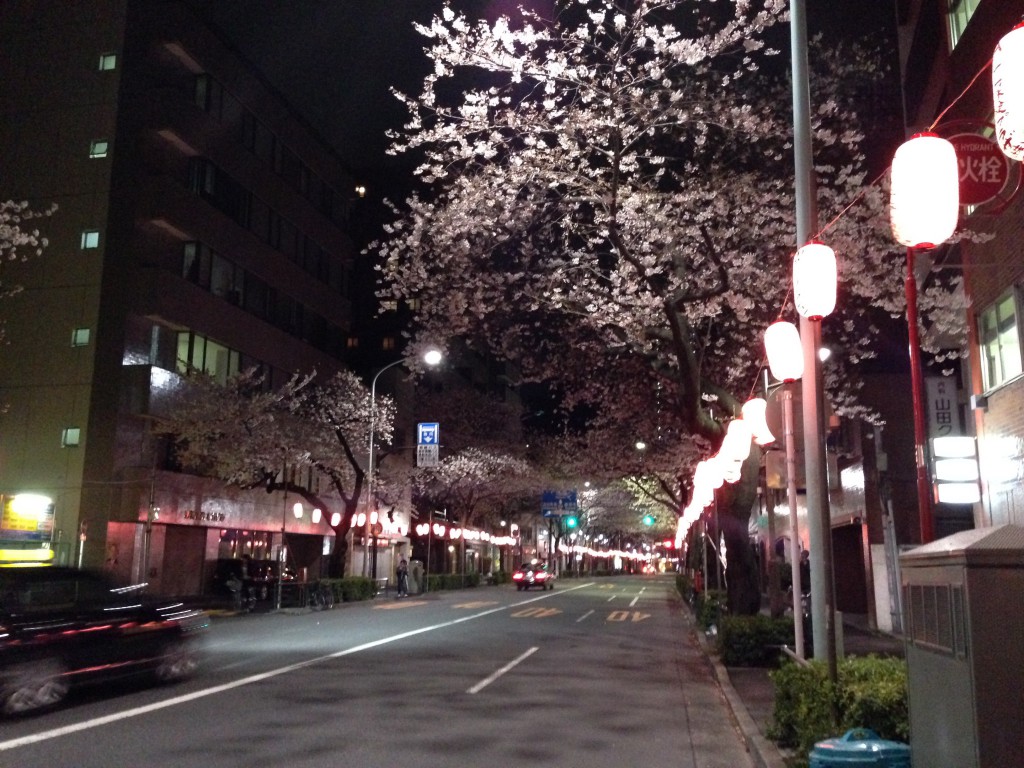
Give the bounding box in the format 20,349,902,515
535,572,547,580
512,573,523,581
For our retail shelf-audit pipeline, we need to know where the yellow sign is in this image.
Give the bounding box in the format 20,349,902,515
1,494,55,542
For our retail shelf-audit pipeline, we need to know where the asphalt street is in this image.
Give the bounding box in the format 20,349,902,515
0,575,755,768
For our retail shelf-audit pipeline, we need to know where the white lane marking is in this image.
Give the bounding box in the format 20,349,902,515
466,647,538,694
0,582,594,752
629,596,640,607
607,595,616,602
576,610,594,623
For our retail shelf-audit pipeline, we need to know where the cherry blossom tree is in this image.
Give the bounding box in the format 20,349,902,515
373,1,961,612
1,199,55,349
156,367,394,576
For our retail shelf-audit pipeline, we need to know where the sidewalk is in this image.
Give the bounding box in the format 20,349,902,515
699,614,905,768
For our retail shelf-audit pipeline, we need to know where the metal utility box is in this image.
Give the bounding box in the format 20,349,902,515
899,525,1024,768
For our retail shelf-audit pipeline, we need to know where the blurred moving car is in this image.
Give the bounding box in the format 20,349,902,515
0,566,209,716
512,563,555,591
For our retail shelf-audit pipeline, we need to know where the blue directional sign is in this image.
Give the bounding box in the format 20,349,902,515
541,490,577,517
417,423,440,445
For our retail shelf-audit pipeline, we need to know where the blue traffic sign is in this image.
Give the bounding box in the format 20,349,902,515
541,490,577,516
418,423,440,445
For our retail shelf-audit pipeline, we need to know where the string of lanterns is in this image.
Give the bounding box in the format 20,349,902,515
673,20,1024,549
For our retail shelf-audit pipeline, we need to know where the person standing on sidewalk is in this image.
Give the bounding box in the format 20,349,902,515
396,558,409,597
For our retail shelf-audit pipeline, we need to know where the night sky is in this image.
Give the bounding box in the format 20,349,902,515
190,0,898,174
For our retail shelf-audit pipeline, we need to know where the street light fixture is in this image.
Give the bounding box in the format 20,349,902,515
363,347,443,577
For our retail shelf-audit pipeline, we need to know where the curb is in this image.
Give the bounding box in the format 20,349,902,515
697,629,790,768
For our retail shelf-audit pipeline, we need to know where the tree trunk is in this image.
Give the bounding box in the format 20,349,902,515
325,498,359,577
717,451,762,616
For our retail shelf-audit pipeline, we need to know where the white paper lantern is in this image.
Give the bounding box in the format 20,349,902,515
720,419,753,462
764,321,804,383
742,398,776,446
994,23,1024,162
793,242,837,319
890,133,959,248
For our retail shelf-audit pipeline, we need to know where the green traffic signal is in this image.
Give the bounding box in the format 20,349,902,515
642,513,655,526
565,515,578,529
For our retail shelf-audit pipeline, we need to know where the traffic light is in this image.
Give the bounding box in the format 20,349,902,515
564,515,578,530
642,513,655,526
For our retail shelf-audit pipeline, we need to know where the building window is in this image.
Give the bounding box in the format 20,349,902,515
380,300,398,313
98,53,117,71
406,298,422,312
89,140,109,159
176,331,240,384
947,0,981,50
80,230,100,249
61,428,81,448
979,291,1023,391
382,336,396,351
346,336,359,350
71,328,90,347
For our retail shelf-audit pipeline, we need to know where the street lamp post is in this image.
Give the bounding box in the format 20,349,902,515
363,348,442,578
790,0,837,686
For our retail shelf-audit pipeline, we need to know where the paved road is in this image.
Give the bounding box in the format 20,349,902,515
0,575,754,768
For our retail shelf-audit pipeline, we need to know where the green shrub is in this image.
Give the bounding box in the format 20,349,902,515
768,655,908,759
676,573,693,600
695,589,728,630
334,577,373,602
489,571,511,585
838,656,909,744
424,572,481,591
716,615,794,667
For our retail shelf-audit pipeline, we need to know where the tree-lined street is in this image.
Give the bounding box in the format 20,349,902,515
0,577,753,768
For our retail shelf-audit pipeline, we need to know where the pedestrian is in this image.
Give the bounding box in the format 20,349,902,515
799,550,810,595
396,557,409,597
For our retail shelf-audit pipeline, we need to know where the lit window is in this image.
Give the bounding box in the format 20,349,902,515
98,53,117,71
71,328,90,347
380,300,398,312
89,140,109,158
947,0,981,50
406,298,422,312
346,336,359,350
61,428,81,448
80,231,100,249
382,336,396,351
979,291,1023,391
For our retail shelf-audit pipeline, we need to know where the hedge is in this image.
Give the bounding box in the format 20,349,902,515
768,655,908,761
716,614,795,666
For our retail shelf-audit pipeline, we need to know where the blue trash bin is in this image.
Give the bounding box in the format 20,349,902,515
809,728,911,767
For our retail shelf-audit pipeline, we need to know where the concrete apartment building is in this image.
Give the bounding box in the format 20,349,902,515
897,0,1024,530
0,1,363,595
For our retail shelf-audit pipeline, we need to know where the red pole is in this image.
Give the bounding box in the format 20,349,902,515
906,247,935,543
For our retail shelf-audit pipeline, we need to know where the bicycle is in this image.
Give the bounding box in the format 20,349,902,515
308,581,335,611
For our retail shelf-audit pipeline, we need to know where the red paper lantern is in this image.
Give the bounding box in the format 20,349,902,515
793,241,837,320
994,22,1024,162
764,321,804,383
890,133,959,248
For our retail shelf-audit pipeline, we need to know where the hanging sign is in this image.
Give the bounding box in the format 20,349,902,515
950,133,1011,206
